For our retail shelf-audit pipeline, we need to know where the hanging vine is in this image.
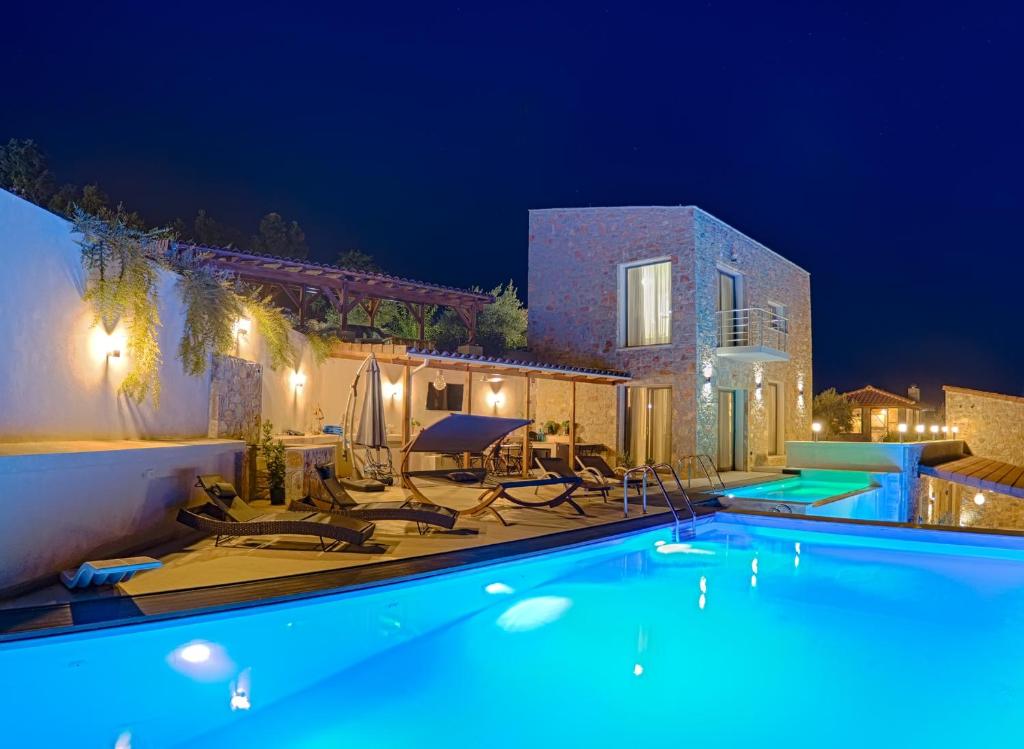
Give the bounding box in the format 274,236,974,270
73,207,170,404
172,250,243,376
243,289,296,371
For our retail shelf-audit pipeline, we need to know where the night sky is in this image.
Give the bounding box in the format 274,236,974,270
5,3,1023,401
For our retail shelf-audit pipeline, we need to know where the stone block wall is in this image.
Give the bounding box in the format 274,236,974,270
208,355,263,444
531,379,618,455
944,386,1024,465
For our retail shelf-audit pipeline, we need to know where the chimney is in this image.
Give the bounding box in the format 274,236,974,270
908,384,921,403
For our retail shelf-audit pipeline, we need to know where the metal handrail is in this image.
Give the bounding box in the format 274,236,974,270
677,454,726,492
622,464,698,540
716,307,788,352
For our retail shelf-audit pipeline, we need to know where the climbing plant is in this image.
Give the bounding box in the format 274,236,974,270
244,290,296,371
303,323,342,365
73,207,170,404
173,250,243,376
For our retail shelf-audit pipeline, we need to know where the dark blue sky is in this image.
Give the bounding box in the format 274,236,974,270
5,2,1023,400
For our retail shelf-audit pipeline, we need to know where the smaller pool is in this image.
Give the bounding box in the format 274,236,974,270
725,475,872,504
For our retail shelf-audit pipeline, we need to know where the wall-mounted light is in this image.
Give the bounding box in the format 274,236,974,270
915,424,926,439
486,391,504,412
811,422,822,441
897,423,907,442
482,374,504,384
797,379,805,397
702,364,714,383
385,381,402,401
107,347,121,359
290,371,307,390
974,491,986,506
232,317,251,338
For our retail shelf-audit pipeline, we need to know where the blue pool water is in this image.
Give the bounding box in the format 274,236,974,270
4,517,1024,747
725,475,872,503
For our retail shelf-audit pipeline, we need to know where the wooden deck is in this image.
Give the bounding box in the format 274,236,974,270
921,455,1024,499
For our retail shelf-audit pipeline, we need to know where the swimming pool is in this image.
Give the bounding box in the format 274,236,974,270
4,515,1024,747
725,474,872,503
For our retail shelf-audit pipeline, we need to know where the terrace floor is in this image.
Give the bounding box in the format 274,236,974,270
0,470,774,638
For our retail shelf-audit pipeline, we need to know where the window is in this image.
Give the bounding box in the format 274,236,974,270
849,411,862,435
623,261,671,347
624,387,671,464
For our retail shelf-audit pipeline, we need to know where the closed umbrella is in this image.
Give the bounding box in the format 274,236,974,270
353,356,393,482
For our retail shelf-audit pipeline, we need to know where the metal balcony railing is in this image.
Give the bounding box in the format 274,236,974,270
716,308,789,353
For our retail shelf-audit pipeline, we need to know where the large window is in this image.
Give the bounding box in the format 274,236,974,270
624,386,672,465
623,261,671,347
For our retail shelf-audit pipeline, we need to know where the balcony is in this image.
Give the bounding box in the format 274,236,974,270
715,308,790,361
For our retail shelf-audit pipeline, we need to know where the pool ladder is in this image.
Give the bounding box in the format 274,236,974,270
622,464,698,541
679,454,727,493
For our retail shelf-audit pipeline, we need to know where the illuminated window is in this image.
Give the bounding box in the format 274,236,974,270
623,261,671,347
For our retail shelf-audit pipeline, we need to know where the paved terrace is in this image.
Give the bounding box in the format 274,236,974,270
0,470,773,639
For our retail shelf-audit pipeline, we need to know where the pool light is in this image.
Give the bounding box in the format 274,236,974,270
484,582,514,595
497,596,572,633
179,642,212,663
974,491,986,506
633,663,644,677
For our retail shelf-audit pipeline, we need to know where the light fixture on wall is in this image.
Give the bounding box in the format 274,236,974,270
974,491,986,506
482,374,504,384
433,369,447,391
487,391,504,413
897,423,907,442
753,369,763,402
811,422,822,441
702,364,714,383
232,317,251,338
107,347,121,359
385,381,402,401
290,371,307,390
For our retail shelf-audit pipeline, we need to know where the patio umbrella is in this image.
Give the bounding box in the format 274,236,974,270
355,356,388,449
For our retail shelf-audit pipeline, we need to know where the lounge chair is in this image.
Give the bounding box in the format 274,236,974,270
294,464,459,534
61,557,162,589
535,455,612,501
177,475,378,551
576,454,641,495
401,414,586,526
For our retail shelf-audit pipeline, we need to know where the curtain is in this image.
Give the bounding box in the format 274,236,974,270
626,262,671,346
628,387,671,465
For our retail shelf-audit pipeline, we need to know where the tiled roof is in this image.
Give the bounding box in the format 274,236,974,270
841,385,921,409
406,348,631,381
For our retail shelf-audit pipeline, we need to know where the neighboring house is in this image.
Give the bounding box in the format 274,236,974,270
528,206,812,470
838,385,923,441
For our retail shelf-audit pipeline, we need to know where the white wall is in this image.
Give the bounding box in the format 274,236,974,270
0,190,212,440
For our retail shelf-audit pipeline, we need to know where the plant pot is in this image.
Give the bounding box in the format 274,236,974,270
269,486,286,505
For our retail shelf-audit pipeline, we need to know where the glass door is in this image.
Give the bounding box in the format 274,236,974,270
626,386,672,465
717,271,741,346
717,389,735,471
766,382,780,456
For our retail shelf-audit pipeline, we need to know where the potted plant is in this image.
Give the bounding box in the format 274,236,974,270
543,420,560,438
261,420,287,505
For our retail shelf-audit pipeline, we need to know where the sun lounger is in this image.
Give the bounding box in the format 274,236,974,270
535,455,612,501
401,414,586,526
294,464,459,534
61,557,163,589
177,475,378,551
576,454,641,495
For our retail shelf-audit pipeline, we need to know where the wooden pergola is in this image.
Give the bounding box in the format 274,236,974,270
179,244,494,342
331,343,631,474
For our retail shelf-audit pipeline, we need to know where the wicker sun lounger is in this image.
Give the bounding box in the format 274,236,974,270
177,475,378,551
294,464,459,534
400,414,586,526
575,454,641,495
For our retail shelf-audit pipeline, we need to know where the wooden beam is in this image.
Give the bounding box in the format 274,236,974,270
523,374,532,477
569,380,577,469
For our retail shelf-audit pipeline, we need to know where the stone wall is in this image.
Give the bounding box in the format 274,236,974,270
944,386,1024,465
918,475,1024,531
531,379,618,455
528,206,811,467
208,355,263,443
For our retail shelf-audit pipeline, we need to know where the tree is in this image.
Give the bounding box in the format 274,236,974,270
0,138,55,205
812,388,854,438
252,212,308,258
426,281,528,354
191,209,247,247
336,249,381,272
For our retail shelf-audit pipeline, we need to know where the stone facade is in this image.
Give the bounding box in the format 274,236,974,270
529,206,811,468
531,379,618,454
919,475,1024,531
944,386,1024,465
208,355,263,444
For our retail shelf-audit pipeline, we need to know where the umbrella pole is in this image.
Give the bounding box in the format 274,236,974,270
342,355,373,475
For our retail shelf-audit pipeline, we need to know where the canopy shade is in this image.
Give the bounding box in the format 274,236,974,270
407,414,530,454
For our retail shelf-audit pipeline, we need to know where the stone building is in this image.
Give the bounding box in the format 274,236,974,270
528,206,812,469
944,385,1024,465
